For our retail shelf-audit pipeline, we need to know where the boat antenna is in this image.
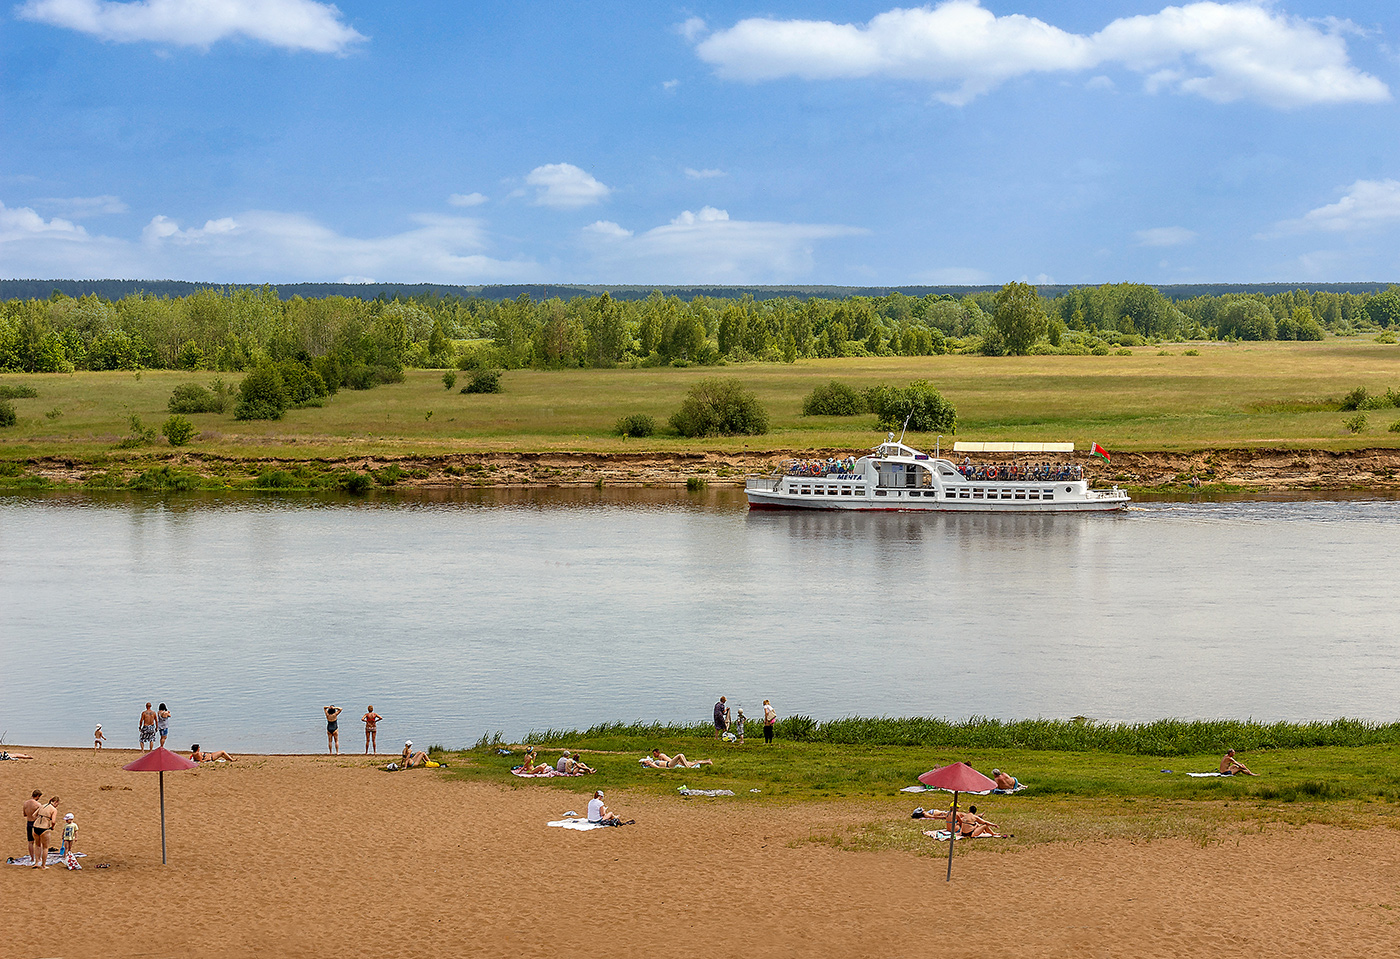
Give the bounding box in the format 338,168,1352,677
897,413,911,446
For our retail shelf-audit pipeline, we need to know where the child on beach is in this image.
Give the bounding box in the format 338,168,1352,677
60,813,78,857
735,709,746,744
94,724,105,753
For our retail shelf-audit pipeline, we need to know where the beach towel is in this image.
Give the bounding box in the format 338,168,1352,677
1187,772,1231,777
922,830,1003,841
7,851,87,866
992,783,1029,794
900,784,935,793
547,818,610,831
678,788,735,797
511,766,583,778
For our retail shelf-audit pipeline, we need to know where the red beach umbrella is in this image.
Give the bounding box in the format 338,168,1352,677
918,761,996,881
123,747,198,864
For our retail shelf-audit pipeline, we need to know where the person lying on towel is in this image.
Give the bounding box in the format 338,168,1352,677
992,768,1020,790
641,749,712,769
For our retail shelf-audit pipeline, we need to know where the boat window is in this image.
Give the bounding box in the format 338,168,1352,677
801,486,811,495
946,490,956,497
1014,490,1026,499
875,489,886,496
841,487,852,495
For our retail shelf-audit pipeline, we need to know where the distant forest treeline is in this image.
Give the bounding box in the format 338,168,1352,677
1,280,1397,374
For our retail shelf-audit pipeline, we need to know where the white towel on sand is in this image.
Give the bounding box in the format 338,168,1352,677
547,819,609,831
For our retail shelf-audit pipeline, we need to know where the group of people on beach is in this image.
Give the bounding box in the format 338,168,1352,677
323,705,386,755
712,696,778,744
21,789,77,869
114,701,235,763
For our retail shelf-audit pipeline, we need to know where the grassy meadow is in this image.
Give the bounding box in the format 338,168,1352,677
2,337,1400,462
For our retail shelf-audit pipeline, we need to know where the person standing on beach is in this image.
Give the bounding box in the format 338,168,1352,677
762,700,777,745
157,703,171,748
139,703,157,752
713,696,728,740
324,705,343,754
362,706,382,754
23,789,42,864
93,725,105,754
30,796,58,869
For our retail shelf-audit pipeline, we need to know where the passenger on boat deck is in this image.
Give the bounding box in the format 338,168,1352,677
1219,749,1258,776
644,748,712,768
992,769,1020,791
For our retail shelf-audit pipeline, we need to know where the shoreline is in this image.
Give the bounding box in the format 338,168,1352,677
8,443,1400,492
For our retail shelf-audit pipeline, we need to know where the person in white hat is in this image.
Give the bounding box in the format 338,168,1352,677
93,724,105,754
60,812,78,857
400,740,429,768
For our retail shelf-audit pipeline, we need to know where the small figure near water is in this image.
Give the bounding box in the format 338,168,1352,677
992,768,1020,791
139,703,157,752
763,700,777,744
324,705,343,754
362,705,382,754
1220,749,1257,776
191,744,235,763
713,696,730,740
400,740,430,768
93,724,105,754
157,703,171,748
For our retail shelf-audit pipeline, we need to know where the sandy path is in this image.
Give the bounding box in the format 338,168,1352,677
4,749,1398,958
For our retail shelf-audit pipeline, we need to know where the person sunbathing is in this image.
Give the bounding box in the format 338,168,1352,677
646,748,712,768
190,744,235,762
948,805,1006,838
992,768,1020,790
556,751,595,775
1220,749,1258,776
0,750,35,760
518,747,552,774
401,740,430,768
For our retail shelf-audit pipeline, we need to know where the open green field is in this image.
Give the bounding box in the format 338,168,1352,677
439,732,1400,849
2,338,1400,460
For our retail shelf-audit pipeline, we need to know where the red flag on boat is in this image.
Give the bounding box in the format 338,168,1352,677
1091,442,1111,461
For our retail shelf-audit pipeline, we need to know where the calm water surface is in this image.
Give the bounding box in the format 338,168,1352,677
1,488,1397,752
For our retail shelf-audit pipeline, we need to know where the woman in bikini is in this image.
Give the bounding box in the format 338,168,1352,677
190,744,235,762
647,748,712,768
30,796,59,868
518,746,551,774
362,706,382,754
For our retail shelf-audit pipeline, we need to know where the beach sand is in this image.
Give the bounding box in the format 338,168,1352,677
4,748,1398,958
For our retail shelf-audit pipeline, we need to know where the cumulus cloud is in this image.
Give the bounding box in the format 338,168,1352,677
17,0,365,54
684,167,726,179
34,194,129,217
580,206,865,283
448,192,488,207
1269,179,1400,235
694,1,1389,108
677,16,706,42
525,163,611,209
1135,226,1197,246
0,199,535,282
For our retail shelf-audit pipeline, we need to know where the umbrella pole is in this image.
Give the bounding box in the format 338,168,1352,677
946,791,958,881
160,769,167,865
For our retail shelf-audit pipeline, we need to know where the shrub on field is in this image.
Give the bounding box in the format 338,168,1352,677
0,383,38,399
1390,420,1400,434
234,364,288,420
615,413,655,437
1343,413,1368,434
117,414,157,448
276,360,328,408
669,377,769,437
1339,387,1369,411
864,380,957,434
461,369,502,394
257,469,295,489
442,370,457,390
341,472,373,494
0,398,15,427
161,415,196,447
168,379,233,414
801,381,867,417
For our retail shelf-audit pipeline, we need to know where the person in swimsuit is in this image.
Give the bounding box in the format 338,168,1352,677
324,705,343,755
94,724,105,753
646,748,712,768
362,706,382,755
518,747,551,774
190,744,235,762
1220,749,1258,776
947,805,1006,838
139,702,157,752
30,796,59,868
157,703,171,748
23,789,42,865
992,769,1020,791
400,740,429,768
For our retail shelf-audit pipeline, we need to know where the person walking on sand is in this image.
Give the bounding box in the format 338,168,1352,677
324,705,343,754
157,703,172,748
763,700,777,745
713,696,729,740
93,724,105,754
139,703,157,752
23,789,42,865
1220,749,1258,776
362,706,382,754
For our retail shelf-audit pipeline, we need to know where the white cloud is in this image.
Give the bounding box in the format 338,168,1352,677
662,79,680,92
17,0,365,54
524,163,611,209
695,1,1389,108
1270,179,1400,234
580,206,865,283
1135,226,1197,246
684,167,726,179
448,192,488,207
34,194,128,217
677,16,706,42
0,199,536,282
1085,75,1115,92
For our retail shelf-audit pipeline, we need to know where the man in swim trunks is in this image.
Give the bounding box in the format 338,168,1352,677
992,769,1020,791
139,703,157,752
23,789,42,865
324,705,342,754
1220,749,1258,776
362,705,382,754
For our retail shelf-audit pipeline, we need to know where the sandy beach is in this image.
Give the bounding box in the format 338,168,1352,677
4,748,1399,959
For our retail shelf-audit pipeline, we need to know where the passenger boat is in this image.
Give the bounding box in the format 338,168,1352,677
745,438,1129,512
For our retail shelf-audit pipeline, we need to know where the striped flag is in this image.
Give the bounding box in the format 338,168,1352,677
1090,442,1111,461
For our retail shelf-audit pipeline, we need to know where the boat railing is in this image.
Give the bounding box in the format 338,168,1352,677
745,475,782,492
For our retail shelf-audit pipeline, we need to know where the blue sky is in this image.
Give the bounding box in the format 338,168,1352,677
3,1,1400,285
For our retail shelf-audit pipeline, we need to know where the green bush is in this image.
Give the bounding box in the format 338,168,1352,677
668,377,769,437
234,364,288,420
864,380,957,433
802,381,867,416
161,415,196,447
1343,413,1368,434
0,383,38,400
168,379,232,414
373,463,403,486
615,413,656,437
257,469,295,489
117,414,157,448
462,369,502,394
341,472,373,494
0,399,15,427
685,476,707,491
127,465,199,491
276,360,328,408
442,370,457,390
1114,347,1134,356
1183,348,1200,356
1389,420,1400,434
1339,387,1369,411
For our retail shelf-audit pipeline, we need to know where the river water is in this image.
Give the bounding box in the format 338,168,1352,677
1,489,1397,753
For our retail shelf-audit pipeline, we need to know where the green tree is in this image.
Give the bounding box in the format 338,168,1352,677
1217,298,1276,340
669,377,769,436
865,380,957,433
234,364,288,420
991,282,1047,355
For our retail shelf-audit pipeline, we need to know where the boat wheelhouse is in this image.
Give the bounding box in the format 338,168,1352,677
745,439,1129,512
